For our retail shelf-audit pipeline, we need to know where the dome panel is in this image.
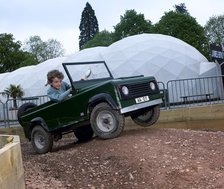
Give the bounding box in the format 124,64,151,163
0,34,220,100
102,34,209,84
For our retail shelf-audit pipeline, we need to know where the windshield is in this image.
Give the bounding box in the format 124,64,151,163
63,61,113,83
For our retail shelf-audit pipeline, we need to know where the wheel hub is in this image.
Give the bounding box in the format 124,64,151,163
103,119,109,124
97,111,116,132
34,133,45,149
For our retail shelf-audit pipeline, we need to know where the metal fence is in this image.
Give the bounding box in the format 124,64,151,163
0,95,49,127
0,100,7,127
1,75,224,127
166,75,224,109
157,81,167,108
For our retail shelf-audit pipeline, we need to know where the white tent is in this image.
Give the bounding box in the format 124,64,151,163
100,34,210,81
65,46,105,63
0,57,67,98
0,34,222,101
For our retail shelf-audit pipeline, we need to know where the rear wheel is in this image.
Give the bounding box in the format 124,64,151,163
74,124,94,142
31,125,53,154
17,103,37,125
131,105,160,127
90,103,125,139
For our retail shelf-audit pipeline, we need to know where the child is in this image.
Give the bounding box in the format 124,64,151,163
46,70,72,101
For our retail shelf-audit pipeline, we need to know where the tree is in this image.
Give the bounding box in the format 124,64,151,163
79,2,99,50
153,11,209,59
4,84,24,109
83,30,114,49
42,39,65,61
174,3,189,15
19,52,38,67
113,10,152,42
23,36,44,62
204,14,224,45
24,36,65,63
0,33,28,73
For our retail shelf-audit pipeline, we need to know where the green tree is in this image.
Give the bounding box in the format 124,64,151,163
79,2,99,50
204,14,224,45
0,33,28,73
24,36,65,63
153,11,209,58
83,30,114,49
174,3,189,15
24,36,42,62
19,52,38,67
4,84,24,109
113,10,152,42
42,39,65,61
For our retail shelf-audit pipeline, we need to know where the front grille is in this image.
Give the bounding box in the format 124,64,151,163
120,81,158,100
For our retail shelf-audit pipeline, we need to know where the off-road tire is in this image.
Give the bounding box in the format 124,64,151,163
90,102,125,139
31,125,53,154
131,105,160,127
17,103,37,126
74,124,94,142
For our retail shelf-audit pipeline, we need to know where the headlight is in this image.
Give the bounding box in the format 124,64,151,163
150,82,156,90
121,86,129,95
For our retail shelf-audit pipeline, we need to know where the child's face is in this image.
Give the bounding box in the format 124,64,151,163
51,77,62,89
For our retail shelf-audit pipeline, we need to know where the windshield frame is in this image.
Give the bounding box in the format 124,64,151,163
62,61,113,85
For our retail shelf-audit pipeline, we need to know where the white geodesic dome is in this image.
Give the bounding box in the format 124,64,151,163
0,34,222,102
101,34,209,80
0,57,67,98
65,46,105,63
98,34,223,102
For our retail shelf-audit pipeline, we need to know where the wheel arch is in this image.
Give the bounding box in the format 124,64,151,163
28,117,49,139
17,102,37,126
88,93,119,114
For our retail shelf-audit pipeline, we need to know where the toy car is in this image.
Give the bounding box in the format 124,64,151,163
18,61,163,154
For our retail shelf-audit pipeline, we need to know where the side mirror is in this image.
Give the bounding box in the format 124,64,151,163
85,69,92,79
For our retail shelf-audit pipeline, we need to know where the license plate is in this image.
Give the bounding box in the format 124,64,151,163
135,96,149,104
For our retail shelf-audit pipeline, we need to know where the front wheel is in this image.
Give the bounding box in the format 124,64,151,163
131,105,160,127
90,103,125,139
31,125,53,154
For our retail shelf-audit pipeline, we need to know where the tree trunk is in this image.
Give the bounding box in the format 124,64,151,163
13,98,17,109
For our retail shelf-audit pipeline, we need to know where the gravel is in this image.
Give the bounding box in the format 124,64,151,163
21,128,224,189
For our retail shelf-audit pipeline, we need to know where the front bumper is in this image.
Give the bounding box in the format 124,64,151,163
120,99,162,114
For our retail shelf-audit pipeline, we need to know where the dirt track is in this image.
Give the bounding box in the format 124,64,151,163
21,127,224,189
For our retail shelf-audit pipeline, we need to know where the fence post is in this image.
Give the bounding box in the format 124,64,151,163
166,81,170,109
5,100,10,127
3,103,7,128
158,81,169,110
0,100,6,128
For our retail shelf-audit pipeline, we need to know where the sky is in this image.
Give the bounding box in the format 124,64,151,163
0,0,223,55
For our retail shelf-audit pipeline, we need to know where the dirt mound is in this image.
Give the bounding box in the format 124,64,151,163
22,128,224,189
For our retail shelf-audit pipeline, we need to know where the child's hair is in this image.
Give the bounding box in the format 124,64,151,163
46,70,64,86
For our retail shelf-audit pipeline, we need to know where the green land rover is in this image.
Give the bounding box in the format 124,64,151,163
18,61,163,154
